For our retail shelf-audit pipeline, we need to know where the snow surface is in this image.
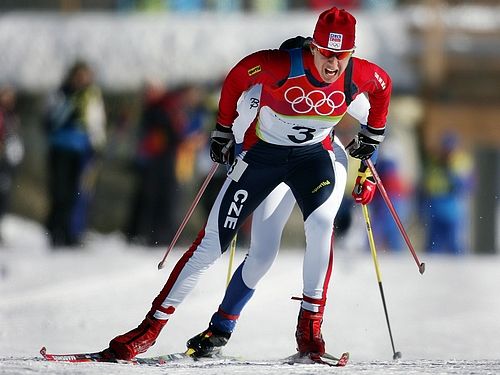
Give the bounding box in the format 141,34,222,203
1,215,500,374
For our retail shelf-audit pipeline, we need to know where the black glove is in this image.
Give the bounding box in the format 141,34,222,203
210,123,235,165
347,127,384,160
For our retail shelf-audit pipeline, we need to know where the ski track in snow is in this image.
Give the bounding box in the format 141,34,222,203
1,215,500,374
2,358,500,375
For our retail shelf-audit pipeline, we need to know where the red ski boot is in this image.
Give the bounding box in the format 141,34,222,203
104,313,167,360
295,308,325,356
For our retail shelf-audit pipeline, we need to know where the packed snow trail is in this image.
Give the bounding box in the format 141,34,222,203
1,216,500,374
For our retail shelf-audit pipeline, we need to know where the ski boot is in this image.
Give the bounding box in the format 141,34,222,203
186,325,231,358
104,313,167,360
295,307,325,357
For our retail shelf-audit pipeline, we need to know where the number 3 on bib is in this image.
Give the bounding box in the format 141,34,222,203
288,126,316,144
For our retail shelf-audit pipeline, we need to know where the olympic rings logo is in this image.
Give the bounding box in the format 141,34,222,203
284,86,346,116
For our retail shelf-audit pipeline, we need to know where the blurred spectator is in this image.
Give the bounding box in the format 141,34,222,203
137,0,167,12
175,85,209,185
125,82,206,246
116,0,207,12
421,132,475,255
116,0,137,11
361,0,396,10
167,0,203,12
251,0,288,12
370,156,412,252
207,0,242,12
44,61,107,248
0,86,24,243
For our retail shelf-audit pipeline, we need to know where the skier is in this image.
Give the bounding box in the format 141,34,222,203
102,6,391,361
181,83,372,360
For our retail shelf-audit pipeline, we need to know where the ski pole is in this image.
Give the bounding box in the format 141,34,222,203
362,204,402,360
226,234,237,287
365,159,425,275
158,162,219,270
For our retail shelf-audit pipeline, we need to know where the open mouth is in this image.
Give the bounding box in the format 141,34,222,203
325,67,338,77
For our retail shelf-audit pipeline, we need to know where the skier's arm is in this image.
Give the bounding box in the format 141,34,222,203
348,59,391,203
211,50,290,164
347,58,392,161
216,50,290,129
354,58,392,136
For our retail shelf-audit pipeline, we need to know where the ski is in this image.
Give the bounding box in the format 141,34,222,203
285,351,349,367
40,347,245,365
40,346,349,367
40,347,210,364
40,346,132,363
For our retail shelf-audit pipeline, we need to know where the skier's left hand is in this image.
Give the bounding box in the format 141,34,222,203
352,169,376,205
346,132,379,160
210,123,235,165
347,126,385,161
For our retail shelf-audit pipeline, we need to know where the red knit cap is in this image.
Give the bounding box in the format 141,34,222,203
313,7,356,51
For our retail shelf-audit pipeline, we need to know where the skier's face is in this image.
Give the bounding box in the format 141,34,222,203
311,43,353,83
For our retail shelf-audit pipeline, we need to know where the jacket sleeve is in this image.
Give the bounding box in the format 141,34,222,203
351,58,392,135
216,49,290,128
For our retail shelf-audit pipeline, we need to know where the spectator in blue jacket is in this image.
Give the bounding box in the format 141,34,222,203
44,61,106,248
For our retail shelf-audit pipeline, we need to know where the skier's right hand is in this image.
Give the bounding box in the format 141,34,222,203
352,166,376,205
210,123,235,165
